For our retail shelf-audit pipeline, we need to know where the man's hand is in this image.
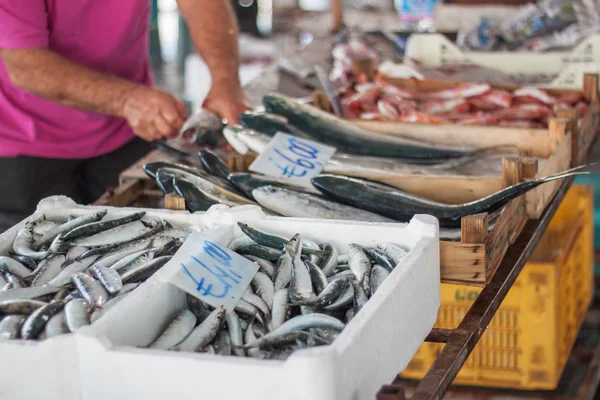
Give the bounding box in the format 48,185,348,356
203,82,249,125
121,87,187,141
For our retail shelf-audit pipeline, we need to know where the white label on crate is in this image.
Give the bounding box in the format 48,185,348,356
166,231,259,311
249,132,336,180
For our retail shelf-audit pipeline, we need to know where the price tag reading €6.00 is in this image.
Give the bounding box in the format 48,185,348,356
166,231,259,311
249,132,336,180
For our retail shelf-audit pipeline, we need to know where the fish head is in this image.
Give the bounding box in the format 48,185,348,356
94,210,108,220
347,243,363,256
284,233,302,257
262,95,289,117
179,109,224,142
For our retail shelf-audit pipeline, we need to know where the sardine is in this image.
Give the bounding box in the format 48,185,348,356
271,289,289,331
45,311,69,338
242,287,271,318
31,255,66,287
0,315,25,340
305,260,328,295
20,300,66,340
351,279,368,314
64,298,91,332
0,257,33,277
236,244,282,262
370,265,390,295
149,309,197,350
244,255,275,279
71,273,109,309
0,286,60,302
90,266,123,295
174,307,226,352
364,248,396,272
312,277,350,308
273,246,293,291
288,234,317,304
225,311,245,357
74,218,164,248
47,255,99,287
13,226,64,261
251,272,275,310
323,283,354,311
0,299,47,315
319,244,339,276
120,256,172,284
377,243,407,264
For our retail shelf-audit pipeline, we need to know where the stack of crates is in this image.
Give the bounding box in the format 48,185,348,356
401,185,594,390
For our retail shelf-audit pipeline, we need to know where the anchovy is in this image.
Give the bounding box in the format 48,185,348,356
34,211,107,250
149,309,197,350
62,212,146,242
311,167,592,227
0,315,26,340
20,300,66,340
174,308,226,352
64,298,91,332
47,256,99,287
120,256,172,284
263,94,471,160
252,186,393,223
71,273,109,309
90,266,123,295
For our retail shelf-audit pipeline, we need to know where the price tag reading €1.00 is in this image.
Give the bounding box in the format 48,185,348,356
166,231,259,311
249,132,336,180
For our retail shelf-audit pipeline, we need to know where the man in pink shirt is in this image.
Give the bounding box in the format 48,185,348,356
0,0,247,231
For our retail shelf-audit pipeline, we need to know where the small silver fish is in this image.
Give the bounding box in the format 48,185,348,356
65,298,91,332
174,307,225,352
225,311,245,357
0,315,26,340
90,266,123,295
45,311,69,338
71,273,109,309
251,272,274,310
149,309,197,350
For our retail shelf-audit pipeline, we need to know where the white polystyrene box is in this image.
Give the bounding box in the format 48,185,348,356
78,210,440,400
0,196,215,400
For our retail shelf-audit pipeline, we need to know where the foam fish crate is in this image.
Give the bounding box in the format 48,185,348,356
0,196,214,400
77,206,440,400
401,185,593,390
404,33,600,90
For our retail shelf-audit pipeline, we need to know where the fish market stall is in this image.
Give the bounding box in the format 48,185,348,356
0,197,440,400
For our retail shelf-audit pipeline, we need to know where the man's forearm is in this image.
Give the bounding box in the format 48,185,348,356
177,0,241,89
0,48,138,117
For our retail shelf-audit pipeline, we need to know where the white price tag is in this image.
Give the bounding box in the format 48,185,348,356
166,231,259,311
249,132,336,180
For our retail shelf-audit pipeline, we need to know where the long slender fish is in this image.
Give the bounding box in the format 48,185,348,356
174,308,226,352
63,212,146,242
198,150,233,183
252,186,392,223
263,94,472,160
311,167,592,227
228,172,320,201
34,211,107,250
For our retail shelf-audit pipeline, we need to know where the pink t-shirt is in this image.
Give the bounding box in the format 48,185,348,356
0,0,152,158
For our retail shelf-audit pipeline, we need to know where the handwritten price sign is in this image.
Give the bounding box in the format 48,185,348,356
166,231,258,311
249,132,336,180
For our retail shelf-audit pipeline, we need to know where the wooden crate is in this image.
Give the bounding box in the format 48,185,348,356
440,157,528,285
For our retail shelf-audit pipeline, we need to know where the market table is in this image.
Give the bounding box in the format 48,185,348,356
240,37,600,400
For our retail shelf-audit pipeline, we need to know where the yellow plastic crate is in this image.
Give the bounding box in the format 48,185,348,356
402,185,594,390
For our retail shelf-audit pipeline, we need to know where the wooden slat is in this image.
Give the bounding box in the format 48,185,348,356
165,193,186,211
461,214,488,244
